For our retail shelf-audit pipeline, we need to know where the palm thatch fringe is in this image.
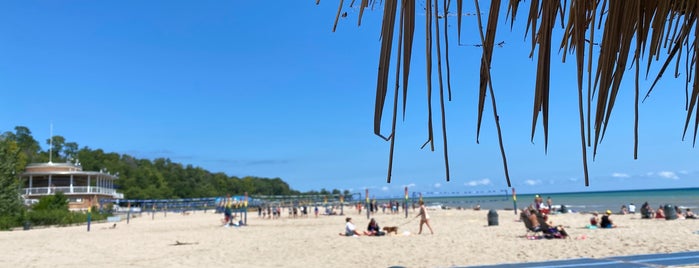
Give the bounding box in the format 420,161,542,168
320,0,699,186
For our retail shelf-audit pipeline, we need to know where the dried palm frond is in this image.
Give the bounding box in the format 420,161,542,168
321,0,699,186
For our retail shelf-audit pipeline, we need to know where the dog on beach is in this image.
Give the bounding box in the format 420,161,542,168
382,226,398,235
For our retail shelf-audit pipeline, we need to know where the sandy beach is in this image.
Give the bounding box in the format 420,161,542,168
2,207,699,268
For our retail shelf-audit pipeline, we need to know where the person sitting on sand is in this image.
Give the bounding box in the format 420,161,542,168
675,206,685,220
641,202,654,219
526,209,542,231
655,205,666,219
620,205,628,215
363,218,385,236
685,208,696,219
339,217,361,236
600,210,616,228
589,212,600,227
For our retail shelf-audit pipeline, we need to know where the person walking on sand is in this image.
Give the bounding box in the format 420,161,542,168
415,200,434,234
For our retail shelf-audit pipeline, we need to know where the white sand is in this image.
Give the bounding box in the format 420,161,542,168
2,208,699,268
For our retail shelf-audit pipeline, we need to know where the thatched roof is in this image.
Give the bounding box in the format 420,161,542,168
321,0,698,187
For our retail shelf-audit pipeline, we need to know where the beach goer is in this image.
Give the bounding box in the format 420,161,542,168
364,218,385,236
339,217,361,236
589,212,600,227
600,210,616,228
546,197,553,211
655,205,666,219
628,203,636,214
314,206,319,218
675,206,685,219
641,202,653,219
533,195,544,211
222,194,232,226
415,200,434,235
527,209,541,231
685,208,696,219
543,215,569,238
620,205,628,215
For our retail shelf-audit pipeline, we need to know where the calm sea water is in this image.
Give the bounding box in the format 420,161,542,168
412,188,699,213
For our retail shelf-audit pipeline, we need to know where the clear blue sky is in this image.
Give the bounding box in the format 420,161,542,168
1,1,696,198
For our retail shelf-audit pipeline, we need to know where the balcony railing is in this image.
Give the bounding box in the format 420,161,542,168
22,186,124,199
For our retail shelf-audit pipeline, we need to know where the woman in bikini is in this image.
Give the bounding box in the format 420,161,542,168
415,200,434,234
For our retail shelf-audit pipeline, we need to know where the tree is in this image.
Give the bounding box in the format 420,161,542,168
4,126,41,163
0,138,24,217
3,126,333,201
46,135,66,162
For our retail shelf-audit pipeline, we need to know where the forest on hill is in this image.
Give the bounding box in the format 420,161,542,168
0,126,350,200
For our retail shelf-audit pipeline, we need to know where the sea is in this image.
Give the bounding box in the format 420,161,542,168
400,188,699,213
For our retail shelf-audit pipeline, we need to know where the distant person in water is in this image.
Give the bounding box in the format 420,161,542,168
415,200,434,235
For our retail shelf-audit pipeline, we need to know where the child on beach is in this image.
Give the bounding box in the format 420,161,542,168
589,212,600,227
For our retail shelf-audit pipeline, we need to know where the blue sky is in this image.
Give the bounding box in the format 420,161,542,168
1,1,696,198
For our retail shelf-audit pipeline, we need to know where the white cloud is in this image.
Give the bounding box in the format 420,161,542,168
434,183,442,188
464,178,491,187
612,172,630,178
524,179,542,186
404,183,416,188
568,177,579,182
658,171,679,180
381,186,390,192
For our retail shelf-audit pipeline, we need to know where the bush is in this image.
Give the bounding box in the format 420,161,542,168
24,209,112,227
33,192,69,212
0,215,21,230
26,209,70,226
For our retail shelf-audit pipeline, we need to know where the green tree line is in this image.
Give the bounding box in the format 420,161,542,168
1,126,350,202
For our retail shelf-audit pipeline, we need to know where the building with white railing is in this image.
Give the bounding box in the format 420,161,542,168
20,162,123,210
